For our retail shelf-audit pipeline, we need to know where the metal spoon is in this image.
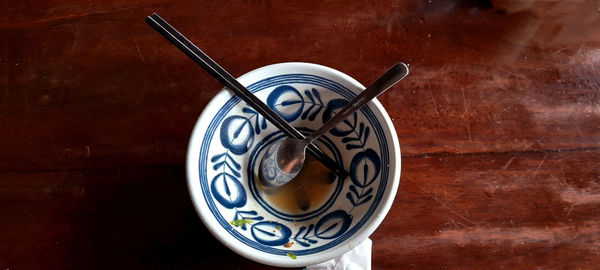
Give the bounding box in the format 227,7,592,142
259,62,409,188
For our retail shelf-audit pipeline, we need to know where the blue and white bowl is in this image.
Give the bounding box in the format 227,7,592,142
186,62,401,267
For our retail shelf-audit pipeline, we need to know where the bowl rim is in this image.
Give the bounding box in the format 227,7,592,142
186,62,401,267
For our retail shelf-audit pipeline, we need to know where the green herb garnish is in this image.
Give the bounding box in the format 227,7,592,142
229,219,254,227
287,252,297,260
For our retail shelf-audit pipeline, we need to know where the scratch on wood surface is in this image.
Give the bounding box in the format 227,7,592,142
502,155,517,169
496,66,528,80
461,87,468,117
429,87,441,117
134,38,146,64
356,33,364,61
442,201,479,225
466,125,472,141
460,87,472,141
549,174,568,188
376,222,600,251
450,219,460,229
411,179,480,226
533,153,548,177
561,187,600,205
552,46,569,55
566,203,577,217
560,185,600,217
0,7,139,29
449,219,467,230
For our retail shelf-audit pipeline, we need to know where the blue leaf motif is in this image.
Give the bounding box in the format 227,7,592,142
293,224,317,247
347,184,375,207
211,152,241,174
358,123,364,138
281,100,303,106
251,221,292,246
242,107,268,134
233,210,264,230
267,85,304,122
214,153,240,168
314,210,352,239
234,210,264,221
342,136,361,143
261,117,267,129
301,104,315,120
210,152,227,162
350,185,373,198
304,89,314,103
349,185,360,197
213,162,241,177
340,121,370,149
308,106,323,121
211,173,247,209
346,192,357,205
254,121,260,134
322,99,357,137
311,88,323,104
301,88,324,121
301,91,315,120
242,107,254,114
358,195,373,206
220,116,254,155
228,155,241,169
363,126,370,143
349,149,381,188
345,144,364,150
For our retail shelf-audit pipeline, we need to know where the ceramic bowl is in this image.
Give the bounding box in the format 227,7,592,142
186,62,401,267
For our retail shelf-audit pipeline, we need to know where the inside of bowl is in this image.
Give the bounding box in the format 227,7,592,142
188,63,400,267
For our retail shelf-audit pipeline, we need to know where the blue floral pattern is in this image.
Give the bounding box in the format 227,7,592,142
198,72,392,259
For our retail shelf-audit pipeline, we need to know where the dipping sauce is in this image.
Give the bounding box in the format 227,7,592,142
258,154,336,214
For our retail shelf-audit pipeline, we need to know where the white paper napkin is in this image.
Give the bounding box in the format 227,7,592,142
305,238,372,270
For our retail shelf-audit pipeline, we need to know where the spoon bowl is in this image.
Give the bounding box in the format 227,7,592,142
259,138,307,187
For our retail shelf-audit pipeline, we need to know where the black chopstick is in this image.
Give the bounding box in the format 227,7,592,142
145,13,348,179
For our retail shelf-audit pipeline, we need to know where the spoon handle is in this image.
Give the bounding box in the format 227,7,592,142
145,13,348,179
303,63,409,144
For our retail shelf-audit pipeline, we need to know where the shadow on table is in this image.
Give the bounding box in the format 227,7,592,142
70,165,285,269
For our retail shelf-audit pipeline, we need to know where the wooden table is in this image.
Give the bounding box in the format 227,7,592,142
1,0,599,269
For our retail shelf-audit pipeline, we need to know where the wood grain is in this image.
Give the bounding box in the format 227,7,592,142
1,0,599,269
